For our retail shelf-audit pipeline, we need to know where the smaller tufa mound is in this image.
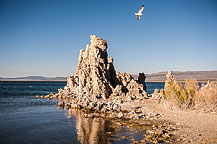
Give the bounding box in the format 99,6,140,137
64,35,147,100
138,73,147,91
195,81,217,112
166,70,175,82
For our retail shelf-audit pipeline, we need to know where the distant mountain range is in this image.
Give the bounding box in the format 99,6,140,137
0,71,216,81
144,71,217,82
0,76,66,81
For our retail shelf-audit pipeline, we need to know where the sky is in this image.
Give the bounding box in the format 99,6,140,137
0,0,217,77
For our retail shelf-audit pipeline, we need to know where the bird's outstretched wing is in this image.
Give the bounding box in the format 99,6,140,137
138,5,144,13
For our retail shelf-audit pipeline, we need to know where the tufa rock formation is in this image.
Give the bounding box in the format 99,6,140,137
164,70,177,92
65,35,147,99
166,70,175,82
37,35,159,120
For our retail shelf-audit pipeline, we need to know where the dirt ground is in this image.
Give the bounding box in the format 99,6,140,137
143,99,217,144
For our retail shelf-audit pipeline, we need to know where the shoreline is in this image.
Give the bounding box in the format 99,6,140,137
0,80,215,82
0,80,67,82
38,92,217,144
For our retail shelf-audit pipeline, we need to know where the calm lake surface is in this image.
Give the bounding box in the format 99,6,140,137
0,81,164,144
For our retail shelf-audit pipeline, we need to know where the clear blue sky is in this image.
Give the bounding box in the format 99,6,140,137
0,0,217,77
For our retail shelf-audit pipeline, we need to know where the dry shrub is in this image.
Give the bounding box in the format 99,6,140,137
195,81,217,112
164,78,198,109
185,78,198,101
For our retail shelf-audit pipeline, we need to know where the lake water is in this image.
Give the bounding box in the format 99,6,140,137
0,81,165,144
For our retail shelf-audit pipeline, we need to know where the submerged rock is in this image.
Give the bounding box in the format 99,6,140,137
58,101,65,107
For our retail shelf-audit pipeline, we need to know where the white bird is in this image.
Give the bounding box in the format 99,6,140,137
135,5,144,20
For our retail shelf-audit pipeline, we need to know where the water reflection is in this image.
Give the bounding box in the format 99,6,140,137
68,109,114,144
65,108,174,144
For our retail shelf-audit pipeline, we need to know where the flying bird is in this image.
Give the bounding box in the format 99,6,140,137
135,5,144,20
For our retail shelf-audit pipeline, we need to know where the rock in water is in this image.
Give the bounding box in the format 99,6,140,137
138,73,147,91
66,35,117,99
64,35,147,100
39,35,162,120
58,101,65,107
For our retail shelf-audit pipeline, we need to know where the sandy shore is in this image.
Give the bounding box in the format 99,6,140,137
142,99,217,143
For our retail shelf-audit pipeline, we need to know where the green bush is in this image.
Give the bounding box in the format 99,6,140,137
164,78,198,109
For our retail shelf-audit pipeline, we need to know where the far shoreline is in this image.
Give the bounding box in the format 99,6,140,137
0,79,215,82
0,80,67,82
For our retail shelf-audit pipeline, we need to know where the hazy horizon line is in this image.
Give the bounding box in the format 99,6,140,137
1,70,217,78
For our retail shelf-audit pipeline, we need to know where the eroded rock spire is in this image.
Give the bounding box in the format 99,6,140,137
65,35,147,100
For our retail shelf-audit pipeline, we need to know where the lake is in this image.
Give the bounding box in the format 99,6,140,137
0,81,165,144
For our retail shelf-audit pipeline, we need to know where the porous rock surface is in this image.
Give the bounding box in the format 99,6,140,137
65,35,147,100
